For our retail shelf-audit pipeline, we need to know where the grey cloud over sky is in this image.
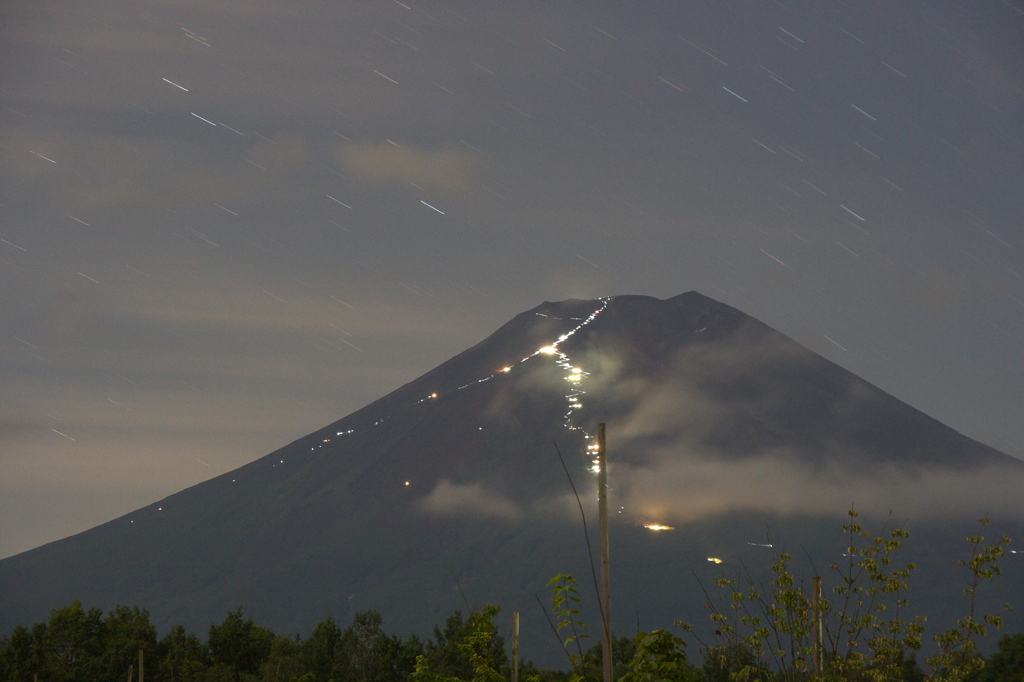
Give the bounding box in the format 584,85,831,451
1,0,1023,558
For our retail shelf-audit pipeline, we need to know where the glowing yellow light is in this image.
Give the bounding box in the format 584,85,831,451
501,367,511,372
404,481,410,486
571,367,583,374
430,393,438,399
566,374,581,382
707,557,723,564
644,523,675,531
538,346,558,354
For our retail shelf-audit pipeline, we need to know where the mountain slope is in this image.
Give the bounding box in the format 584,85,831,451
2,292,1022,665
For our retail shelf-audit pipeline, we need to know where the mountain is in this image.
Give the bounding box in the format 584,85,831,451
2,292,1022,665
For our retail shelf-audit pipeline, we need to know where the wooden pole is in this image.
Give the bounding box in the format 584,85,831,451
812,576,822,675
139,648,144,682
511,610,520,682
126,663,133,682
598,422,612,682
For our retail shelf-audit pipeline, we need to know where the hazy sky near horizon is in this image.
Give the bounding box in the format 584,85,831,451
2,0,1023,559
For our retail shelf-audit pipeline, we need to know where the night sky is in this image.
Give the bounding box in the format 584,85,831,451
2,0,1023,560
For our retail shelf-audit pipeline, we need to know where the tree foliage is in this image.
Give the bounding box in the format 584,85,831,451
0,512,1016,681
413,604,507,682
0,604,423,682
687,511,1013,681
977,632,1024,681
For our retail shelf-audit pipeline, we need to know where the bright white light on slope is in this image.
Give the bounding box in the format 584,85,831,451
538,346,558,355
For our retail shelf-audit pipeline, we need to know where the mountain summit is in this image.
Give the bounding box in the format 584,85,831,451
2,292,1022,662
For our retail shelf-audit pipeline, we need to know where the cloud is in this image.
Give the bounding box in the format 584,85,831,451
613,448,1024,524
546,318,1024,524
577,318,938,465
337,142,478,193
418,479,521,520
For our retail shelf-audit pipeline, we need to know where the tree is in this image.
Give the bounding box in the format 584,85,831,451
38,599,106,682
207,607,275,678
928,518,1013,681
100,604,159,681
544,574,699,682
977,633,1024,681
579,635,637,680
700,642,769,682
413,605,507,682
686,511,1012,681
160,624,211,681
260,633,305,681
0,624,41,681
333,609,422,682
300,616,341,681
546,573,591,680
618,629,699,682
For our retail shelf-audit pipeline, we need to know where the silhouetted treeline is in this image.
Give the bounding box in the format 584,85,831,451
2,600,1024,681
0,601,498,682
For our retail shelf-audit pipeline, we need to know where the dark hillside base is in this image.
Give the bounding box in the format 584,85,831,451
2,293,1022,666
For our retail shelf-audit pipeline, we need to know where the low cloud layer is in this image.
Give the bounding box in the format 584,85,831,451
422,454,1024,528
589,326,1024,523
418,480,521,521
613,449,1024,524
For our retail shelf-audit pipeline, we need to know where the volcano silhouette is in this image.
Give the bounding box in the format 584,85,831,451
2,292,1022,664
